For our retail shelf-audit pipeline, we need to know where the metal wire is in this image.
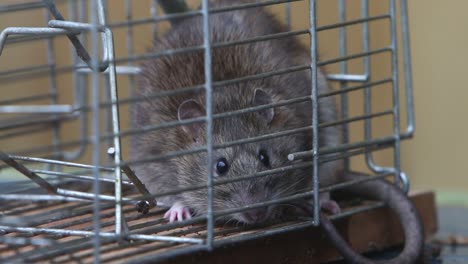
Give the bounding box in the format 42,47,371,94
0,0,416,262
201,0,215,250
89,0,103,260
338,0,349,172
308,0,320,226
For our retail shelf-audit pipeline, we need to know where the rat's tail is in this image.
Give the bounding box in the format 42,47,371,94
320,171,424,264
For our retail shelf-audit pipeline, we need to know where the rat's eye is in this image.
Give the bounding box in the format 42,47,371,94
258,149,270,167
215,158,229,175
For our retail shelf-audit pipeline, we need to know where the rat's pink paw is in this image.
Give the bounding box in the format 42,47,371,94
320,200,341,215
164,202,192,222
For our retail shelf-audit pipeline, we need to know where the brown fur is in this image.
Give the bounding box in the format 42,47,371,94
132,1,423,262
131,0,342,222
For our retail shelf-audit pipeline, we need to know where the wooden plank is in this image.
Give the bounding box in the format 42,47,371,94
150,191,437,264
0,190,437,263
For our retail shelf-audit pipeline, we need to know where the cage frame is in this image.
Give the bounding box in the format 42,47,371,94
0,0,415,262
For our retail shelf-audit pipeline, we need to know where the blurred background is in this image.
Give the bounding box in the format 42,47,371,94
0,0,466,206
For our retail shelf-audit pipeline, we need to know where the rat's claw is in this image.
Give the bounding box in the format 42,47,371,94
320,200,341,215
183,208,192,220
164,202,192,222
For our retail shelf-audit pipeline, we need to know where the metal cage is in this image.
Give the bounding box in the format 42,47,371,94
0,0,414,262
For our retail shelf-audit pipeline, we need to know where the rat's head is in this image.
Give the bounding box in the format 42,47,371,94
176,88,310,225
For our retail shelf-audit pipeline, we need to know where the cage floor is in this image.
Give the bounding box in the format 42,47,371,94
0,199,285,263
0,189,325,263
0,189,437,264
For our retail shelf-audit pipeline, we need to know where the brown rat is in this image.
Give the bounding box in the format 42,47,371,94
132,0,423,263
132,0,341,223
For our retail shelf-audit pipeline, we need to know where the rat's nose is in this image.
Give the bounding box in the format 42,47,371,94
243,207,268,224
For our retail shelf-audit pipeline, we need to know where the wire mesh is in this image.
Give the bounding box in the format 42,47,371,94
0,0,414,262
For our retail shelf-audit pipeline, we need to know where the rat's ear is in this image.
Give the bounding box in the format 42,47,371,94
253,88,274,124
177,99,206,140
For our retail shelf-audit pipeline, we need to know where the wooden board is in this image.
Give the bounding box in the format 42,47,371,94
0,190,437,263
145,191,437,264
